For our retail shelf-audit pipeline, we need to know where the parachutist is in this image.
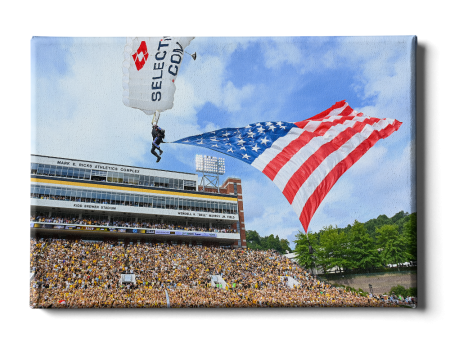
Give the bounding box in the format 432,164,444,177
151,125,165,163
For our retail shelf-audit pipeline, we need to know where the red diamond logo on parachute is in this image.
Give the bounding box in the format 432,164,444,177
132,41,149,71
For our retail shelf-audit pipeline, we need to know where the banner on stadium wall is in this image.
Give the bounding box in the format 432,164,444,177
32,223,219,238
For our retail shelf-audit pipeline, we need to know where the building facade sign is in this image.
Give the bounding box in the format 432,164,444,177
31,155,197,181
31,199,239,221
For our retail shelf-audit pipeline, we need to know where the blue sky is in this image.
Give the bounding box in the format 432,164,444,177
31,36,415,246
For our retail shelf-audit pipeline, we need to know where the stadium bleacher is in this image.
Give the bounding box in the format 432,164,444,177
30,238,398,308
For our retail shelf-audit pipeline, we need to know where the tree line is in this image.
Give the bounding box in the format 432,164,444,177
294,211,417,273
245,231,292,254
245,211,417,274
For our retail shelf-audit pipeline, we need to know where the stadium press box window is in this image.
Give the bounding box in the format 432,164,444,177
31,162,196,189
31,185,237,214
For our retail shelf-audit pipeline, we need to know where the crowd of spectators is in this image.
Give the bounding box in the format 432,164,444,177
384,294,416,306
30,214,235,233
30,238,399,308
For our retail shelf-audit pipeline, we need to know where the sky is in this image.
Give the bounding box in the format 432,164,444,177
31,36,416,246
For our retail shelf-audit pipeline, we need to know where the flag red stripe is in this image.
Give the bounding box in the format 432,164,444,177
295,120,309,129
306,100,347,120
339,105,354,116
262,130,316,180
282,120,376,204
299,119,402,231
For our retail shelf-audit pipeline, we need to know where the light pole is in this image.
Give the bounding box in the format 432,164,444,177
195,155,225,192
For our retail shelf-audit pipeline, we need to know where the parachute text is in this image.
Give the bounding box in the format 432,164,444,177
151,38,185,102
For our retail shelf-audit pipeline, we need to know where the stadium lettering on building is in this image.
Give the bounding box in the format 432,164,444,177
70,205,236,217
57,160,140,173
177,211,236,219
73,204,117,210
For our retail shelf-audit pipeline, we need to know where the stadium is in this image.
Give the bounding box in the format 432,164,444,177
30,154,398,308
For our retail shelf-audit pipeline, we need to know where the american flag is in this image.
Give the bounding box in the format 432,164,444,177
173,101,402,232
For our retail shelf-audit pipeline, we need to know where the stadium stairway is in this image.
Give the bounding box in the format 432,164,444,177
165,290,170,308
30,272,35,281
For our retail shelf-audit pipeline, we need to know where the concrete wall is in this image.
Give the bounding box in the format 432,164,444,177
320,272,417,295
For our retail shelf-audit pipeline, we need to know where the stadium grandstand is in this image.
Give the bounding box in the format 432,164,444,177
30,154,246,248
30,155,402,308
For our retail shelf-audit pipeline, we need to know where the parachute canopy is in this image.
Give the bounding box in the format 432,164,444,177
122,37,194,115
173,101,402,233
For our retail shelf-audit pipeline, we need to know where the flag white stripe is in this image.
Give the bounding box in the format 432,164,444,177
304,121,322,132
290,119,391,218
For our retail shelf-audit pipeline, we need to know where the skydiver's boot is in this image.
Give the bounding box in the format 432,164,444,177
159,149,163,155
156,155,161,163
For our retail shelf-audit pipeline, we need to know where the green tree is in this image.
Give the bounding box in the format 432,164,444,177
376,224,408,270
391,211,407,224
280,239,292,253
377,214,390,225
389,285,407,297
245,230,262,250
348,220,380,270
261,234,281,252
246,230,261,245
293,232,318,272
403,213,417,261
245,230,292,254
333,229,351,272
405,287,417,297
316,225,349,273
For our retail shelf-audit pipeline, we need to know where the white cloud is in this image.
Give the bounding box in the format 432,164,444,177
222,82,255,112
263,38,302,69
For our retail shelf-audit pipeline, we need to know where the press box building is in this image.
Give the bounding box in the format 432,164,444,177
30,155,247,248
